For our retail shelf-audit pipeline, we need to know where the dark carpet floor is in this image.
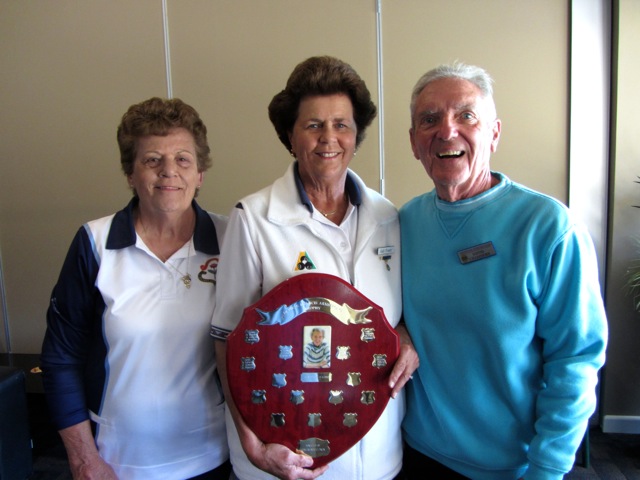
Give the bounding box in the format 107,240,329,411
566,427,640,479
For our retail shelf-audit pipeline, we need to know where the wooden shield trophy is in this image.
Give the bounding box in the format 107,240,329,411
226,273,399,468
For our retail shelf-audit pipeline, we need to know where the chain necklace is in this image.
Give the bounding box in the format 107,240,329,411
315,192,347,218
139,216,193,289
163,242,192,289
318,208,338,217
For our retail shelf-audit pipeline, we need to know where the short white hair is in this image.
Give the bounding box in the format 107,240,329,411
410,62,496,123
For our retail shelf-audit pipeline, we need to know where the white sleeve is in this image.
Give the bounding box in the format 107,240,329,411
211,206,263,339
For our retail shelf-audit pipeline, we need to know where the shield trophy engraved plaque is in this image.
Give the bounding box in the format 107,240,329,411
226,273,399,468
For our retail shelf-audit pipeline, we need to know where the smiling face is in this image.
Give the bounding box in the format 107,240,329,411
409,77,501,202
289,94,357,189
128,127,203,216
311,330,325,346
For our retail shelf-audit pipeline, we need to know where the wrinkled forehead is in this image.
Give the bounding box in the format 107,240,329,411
416,78,496,118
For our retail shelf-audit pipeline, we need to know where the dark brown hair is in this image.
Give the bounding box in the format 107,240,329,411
268,56,377,152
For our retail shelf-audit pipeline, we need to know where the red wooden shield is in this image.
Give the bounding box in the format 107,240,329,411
226,273,399,468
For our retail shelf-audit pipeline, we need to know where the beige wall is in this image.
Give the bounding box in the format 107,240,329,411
167,0,381,214
0,0,168,353
383,0,568,206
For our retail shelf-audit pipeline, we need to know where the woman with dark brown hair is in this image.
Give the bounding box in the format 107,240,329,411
212,56,418,480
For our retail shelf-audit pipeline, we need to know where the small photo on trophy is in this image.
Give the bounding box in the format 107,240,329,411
303,326,332,368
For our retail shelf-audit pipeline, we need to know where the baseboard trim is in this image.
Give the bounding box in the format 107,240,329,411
602,415,640,434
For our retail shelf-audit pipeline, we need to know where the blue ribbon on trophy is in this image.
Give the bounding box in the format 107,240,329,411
256,297,372,326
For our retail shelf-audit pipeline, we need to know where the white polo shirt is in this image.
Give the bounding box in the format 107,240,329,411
42,199,229,479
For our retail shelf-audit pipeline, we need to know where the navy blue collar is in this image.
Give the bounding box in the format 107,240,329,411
106,197,221,255
293,161,362,213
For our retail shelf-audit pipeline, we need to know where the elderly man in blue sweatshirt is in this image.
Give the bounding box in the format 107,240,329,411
399,62,608,480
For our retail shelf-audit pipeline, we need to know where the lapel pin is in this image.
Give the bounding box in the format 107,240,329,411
377,246,395,271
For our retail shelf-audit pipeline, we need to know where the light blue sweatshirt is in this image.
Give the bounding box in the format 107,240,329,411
400,173,607,480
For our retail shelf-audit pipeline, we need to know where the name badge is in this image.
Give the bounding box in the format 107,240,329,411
376,246,395,256
457,241,496,265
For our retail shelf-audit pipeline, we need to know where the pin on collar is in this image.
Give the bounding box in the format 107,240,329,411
377,246,395,271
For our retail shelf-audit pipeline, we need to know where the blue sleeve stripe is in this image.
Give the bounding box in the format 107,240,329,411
210,325,231,341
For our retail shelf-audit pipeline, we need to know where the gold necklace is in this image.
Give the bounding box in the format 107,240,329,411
163,242,192,289
139,216,193,289
315,192,347,217
318,208,338,217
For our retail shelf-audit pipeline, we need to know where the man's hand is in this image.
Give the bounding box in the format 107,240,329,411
389,323,420,399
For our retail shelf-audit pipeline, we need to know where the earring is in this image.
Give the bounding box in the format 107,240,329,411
290,150,296,158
